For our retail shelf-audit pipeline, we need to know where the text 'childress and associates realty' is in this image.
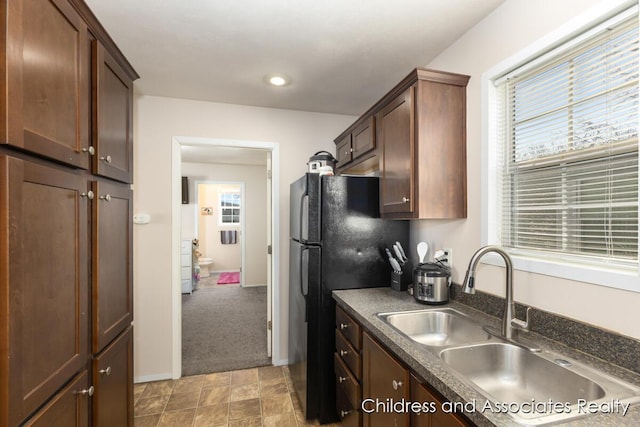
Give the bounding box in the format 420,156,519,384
361,398,631,417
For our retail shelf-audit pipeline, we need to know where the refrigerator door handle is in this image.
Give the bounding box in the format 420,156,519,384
301,247,309,321
301,194,309,242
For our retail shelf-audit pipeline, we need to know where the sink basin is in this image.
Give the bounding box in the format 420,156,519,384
440,342,640,425
440,342,605,402
377,308,490,347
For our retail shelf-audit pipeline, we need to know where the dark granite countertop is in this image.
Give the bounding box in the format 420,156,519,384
333,287,640,427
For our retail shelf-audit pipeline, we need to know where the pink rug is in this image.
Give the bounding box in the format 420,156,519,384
217,272,240,284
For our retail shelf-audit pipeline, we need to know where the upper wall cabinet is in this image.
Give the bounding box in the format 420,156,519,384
333,68,469,219
378,70,469,219
93,41,134,183
335,116,377,174
1,0,91,169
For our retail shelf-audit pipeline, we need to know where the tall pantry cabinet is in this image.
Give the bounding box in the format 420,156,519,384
0,0,138,426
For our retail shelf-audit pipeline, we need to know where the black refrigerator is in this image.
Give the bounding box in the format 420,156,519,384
288,173,409,424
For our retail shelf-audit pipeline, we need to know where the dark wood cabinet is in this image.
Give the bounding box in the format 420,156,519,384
0,156,90,426
362,332,410,427
92,41,134,183
378,87,414,215
22,371,91,427
92,327,134,427
335,306,363,426
1,0,91,169
0,1,137,425
92,180,133,353
378,70,469,219
334,116,377,173
411,375,470,427
336,305,471,427
336,134,352,168
333,68,469,219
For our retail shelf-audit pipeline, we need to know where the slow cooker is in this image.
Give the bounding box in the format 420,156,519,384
413,262,451,304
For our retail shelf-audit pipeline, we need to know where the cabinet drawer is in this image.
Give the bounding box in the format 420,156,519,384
336,306,361,350
337,386,361,427
336,330,361,379
181,253,192,266
181,240,192,252
335,353,360,409
181,266,192,279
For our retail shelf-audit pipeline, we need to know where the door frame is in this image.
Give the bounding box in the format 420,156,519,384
193,180,246,287
171,136,280,378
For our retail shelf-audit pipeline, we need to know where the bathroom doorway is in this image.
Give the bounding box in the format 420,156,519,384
173,137,278,378
194,181,245,287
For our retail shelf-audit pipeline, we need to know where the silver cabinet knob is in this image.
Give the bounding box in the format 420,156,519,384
100,155,112,164
82,146,95,155
392,379,403,390
100,194,112,202
340,350,349,356
339,323,348,330
338,376,347,383
340,410,351,418
402,197,410,203
99,366,112,376
81,191,94,200
75,386,94,396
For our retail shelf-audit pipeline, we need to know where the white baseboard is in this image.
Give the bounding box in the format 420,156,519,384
273,358,288,366
243,283,267,288
134,373,173,384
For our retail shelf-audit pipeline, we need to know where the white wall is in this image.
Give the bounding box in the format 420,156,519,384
182,162,268,285
133,95,355,380
415,0,640,340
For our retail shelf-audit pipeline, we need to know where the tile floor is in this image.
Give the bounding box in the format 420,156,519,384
134,365,342,427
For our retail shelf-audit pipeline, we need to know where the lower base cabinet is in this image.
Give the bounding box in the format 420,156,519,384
362,332,410,427
23,372,91,427
411,375,469,427
340,305,472,427
92,327,134,426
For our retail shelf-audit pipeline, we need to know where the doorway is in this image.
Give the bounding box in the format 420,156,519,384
171,137,280,379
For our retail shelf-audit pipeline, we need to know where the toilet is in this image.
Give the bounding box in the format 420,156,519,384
198,257,213,277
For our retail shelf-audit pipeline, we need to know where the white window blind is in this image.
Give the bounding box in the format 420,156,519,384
495,9,639,269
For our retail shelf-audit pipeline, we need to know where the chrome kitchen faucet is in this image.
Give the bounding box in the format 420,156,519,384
462,246,540,352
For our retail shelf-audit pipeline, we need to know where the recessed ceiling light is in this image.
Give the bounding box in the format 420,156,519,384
264,73,291,87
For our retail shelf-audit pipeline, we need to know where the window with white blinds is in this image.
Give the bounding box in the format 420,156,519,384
494,8,639,271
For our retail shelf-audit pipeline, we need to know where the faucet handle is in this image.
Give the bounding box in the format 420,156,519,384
511,306,532,332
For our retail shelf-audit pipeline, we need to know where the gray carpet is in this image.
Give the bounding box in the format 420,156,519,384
182,284,270,375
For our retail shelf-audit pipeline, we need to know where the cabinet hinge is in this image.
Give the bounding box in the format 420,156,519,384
267,320,272,330
267,244,272,255
267,170,272,179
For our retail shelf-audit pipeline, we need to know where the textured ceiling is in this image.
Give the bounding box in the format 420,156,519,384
86,0,504,116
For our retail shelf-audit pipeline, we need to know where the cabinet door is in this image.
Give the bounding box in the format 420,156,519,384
336,134,352,168
93,41,134,183
22,371,91,427
411,375,470,427
92,180,133,353
362,333,409,427
93,327,133,427
0,155,89,426
379,87,414,216
2,0,91,168
352,116,375,160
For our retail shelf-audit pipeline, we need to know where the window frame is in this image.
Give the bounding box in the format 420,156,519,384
218,192,241,226
481,2,639,292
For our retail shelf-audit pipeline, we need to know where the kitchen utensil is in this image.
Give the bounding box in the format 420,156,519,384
390,257,402,273
417,242,429,263
413,262,451,304
393,245,405,264
395,241,408,261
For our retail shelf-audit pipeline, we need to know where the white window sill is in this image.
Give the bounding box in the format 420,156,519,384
480,252,639,292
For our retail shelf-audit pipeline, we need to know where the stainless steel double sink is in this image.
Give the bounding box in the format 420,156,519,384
377,308,640,425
